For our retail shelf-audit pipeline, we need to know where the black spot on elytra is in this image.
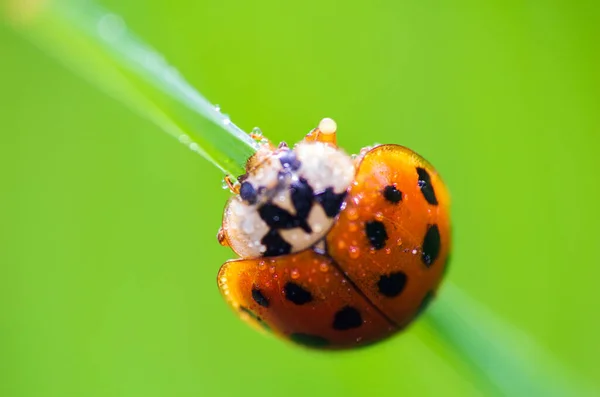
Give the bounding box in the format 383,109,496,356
279,150,301,171
283,282,313,305
422,224,441,267
258,204,311,233
332,306,363,330
383,185,402,203
365,220,388,250
315,188,347,218
239,182,257,205
377,271,407,297
416,167,438,205
290,178,314,220
261,230,291,257
290,333,330,347
251,287,269,308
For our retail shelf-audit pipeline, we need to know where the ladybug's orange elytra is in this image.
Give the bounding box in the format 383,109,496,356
217,119,451,349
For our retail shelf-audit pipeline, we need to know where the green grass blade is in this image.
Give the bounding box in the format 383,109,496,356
423,283,593,396
3,0,257,177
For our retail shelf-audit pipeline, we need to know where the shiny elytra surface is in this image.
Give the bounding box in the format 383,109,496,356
327,144,450,327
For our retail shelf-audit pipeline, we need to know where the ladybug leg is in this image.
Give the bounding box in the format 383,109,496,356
304,118,338,147
223,175,241,194
217,227,230,247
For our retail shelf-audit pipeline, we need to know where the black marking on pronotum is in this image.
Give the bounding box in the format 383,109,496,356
239,182,258,205
283,282,313,305
290,333,330,347
290,178,314,220
251,287,270,308
365,220,388,250
332,306,363,330
377,271,407,298
416,167,438,205
279,150,301,171
258,204,312,233
383,185,402,204
261,230,292,257
315,188,347,218
422,224,441,267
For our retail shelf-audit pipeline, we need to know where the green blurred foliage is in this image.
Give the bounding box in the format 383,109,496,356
1,0,599,396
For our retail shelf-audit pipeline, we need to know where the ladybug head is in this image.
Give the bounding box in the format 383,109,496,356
221,138,355,259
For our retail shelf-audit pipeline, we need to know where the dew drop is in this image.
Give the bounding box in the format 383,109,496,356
385,247,392,255
412,249,418,255
348,222,358,232
291,269,300,279
215,104,221,112
347,208,359,221
375,212,384,221
251,127,263,137
337,240,347,250
258,261,266,270
349,246,360,259
319,263,329,272
269,266,276,274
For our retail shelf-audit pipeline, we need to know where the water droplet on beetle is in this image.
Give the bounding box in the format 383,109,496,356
252,127,263,136
347,208,359,221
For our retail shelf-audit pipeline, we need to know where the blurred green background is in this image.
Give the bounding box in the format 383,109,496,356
1,0,599,396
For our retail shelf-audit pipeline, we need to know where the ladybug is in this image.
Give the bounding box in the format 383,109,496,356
217,118,451,349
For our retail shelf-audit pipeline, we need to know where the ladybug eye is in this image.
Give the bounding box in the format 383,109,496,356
240,182,257,204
